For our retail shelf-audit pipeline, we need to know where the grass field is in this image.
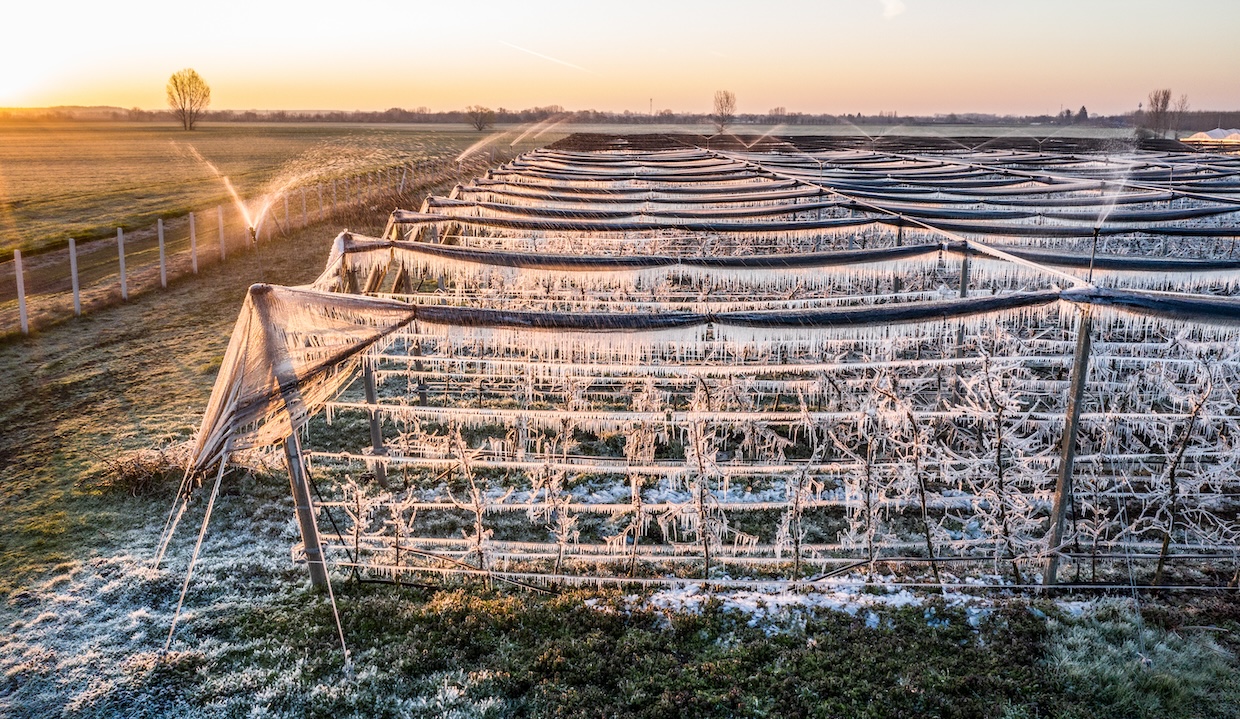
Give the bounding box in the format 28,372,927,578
0,121,567,257
4,123,1237,718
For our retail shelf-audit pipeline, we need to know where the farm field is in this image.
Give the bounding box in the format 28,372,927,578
0,121,560,257
3,128,1240,718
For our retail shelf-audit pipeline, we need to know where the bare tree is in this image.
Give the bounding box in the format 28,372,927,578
166,69,211,131
1146,88,1172,138
466,105,495,131
712,90,736,134
1172,93,1191,139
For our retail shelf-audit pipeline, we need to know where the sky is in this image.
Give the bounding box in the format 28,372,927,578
2,0,1237,116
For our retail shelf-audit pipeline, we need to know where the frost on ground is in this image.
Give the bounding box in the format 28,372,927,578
631,578,995,632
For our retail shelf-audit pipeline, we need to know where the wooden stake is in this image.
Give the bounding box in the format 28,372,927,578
363,361,389,489
157,218,167,288
117,228,128,300
189,212,198,273
284,433,329,588
68,238,81,316
1044,307,1093,586
14,250,28,334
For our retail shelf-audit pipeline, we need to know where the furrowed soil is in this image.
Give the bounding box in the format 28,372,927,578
0,128,1237,718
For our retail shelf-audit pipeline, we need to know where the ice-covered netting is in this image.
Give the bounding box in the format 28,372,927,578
178,141,1240,589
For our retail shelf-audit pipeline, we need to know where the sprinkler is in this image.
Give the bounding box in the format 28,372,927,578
1087,226,1100,283
248,226,258,247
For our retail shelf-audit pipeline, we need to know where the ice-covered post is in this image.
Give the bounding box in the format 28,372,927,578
363,360,389,489
284,433,329,589
301,187,308,226
14,250,28,334
317,183,324,220
1044,307,1093,586
117,228,128,300
157,218,167,288
958,246,969,298
189,212,198,274
218,205,226,261
332,179,338,214
251,284,328,589
284,194,290,227
68,239,81,316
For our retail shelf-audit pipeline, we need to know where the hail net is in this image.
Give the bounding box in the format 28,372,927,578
182,140,1240,588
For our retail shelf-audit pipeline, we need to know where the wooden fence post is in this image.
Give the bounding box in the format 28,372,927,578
218,205,226,261
332,179,338,214
317,183,324,220
1044,308,1094,586
189,212,198,273
69,238,81,316
301,187,308,226
117,228,128,300
157,218,167,288
14,250,28,335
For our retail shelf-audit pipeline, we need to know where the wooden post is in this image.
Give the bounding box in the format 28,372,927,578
218,205,226,261
117,228,128,300
363,361,389,489
958,247,969,298
189,212,198,273
251,283,328,589
157,218,167,288
317,183,324,220
1044,308,1093,586
14,250,28,335
284,433,329,588
332,179,338,214
69,239,81,316
301,187,308,226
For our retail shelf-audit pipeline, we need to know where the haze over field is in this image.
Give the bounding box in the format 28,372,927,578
4,0,1238,116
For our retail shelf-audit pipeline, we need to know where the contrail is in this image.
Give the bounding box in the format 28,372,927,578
500,41,596,74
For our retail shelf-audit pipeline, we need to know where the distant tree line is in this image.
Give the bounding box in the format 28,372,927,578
4,104,1240,132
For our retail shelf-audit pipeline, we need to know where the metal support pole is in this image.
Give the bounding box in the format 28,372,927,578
1044,308,1093,586
14,250,28,335
363,361,389,489
68,239,81,316
117,228,128,300
157,218,167,288
284,433,329,588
